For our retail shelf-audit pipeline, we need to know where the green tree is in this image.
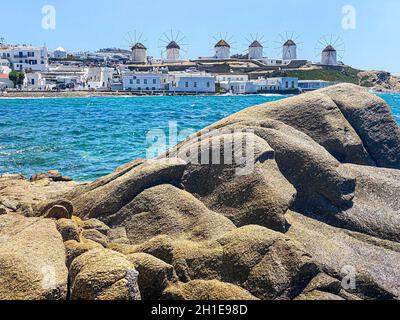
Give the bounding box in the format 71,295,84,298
8,70,25,87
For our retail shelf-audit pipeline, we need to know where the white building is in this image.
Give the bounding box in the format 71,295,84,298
122,69,216,93
0,44,49,72
220,77,298,94
215,40,231,60
216,74,249,83
166,41,181,61
265,77,298,91
54,46,67,59
86,67,114,90
122,70,168,91
248,40,263,60
168,70,216,93
321,45,338,66
131,43,147,63
282,40,297,61
24,72,46,90
298,80,335,91
0,74,13,89
0,59,11,75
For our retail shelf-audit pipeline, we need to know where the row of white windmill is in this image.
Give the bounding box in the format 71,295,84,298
123,31,345,66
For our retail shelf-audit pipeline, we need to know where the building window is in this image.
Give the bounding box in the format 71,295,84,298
285,81,289,89
136,79,140,84
194,82,197,88
185,82,189,88
144,79,148,84
153,79,157,84
291,81,295,88
129,79,133,84
207,82,210,87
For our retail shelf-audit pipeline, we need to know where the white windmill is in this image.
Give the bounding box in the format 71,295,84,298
315,35,345,66
246,34,266,60
159,30,188,61
276,32,301,61
122,31,148,63
212,33,234,60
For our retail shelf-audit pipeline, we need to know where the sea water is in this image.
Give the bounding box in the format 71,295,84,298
0,94,399,181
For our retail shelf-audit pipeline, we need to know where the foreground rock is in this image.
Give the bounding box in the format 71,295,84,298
0,215,68,300
171,132,296,231
106,184,236,243
69,249,141,300
321,84,400,169
68,158,187,219
286,211,400,299
0,173,79,217
162,280,258,300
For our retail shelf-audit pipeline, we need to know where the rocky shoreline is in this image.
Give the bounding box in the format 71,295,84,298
1,83,400,300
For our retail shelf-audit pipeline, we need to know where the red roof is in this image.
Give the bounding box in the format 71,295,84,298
0,74,9,79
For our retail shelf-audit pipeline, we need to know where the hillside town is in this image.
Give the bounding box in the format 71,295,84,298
0,35,343,95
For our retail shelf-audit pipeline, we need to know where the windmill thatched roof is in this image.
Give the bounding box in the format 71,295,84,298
249,40,263,48
284,39,296,46
167,41,180,50
323,45,336,52
215,40,230,48
132,43,147,50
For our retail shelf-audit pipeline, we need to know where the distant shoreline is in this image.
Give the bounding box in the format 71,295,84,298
1,88,398,99
0,90,216,99
0,91,288,99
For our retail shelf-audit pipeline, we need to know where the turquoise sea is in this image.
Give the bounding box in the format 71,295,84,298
1,93,399,181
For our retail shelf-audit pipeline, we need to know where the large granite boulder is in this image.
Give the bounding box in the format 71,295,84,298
127,252,177,300
168,131,296,231
69,249,141,300
68,158,187,219
217,225,319,300
0,214,68,300
321,83,400,169
162,280,258,300
105,184,236,244
200,120,356,214
313,164,400,242
236,92,374,165
286,211,400,299
0,173,78,217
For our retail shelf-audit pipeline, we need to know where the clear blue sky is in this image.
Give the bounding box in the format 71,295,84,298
1,0,399,74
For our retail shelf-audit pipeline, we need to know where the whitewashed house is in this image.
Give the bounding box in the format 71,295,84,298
221,77,298,94
298,80,335,91
265,77,298,91
0,59,11,75
86,67,114,90
54,46,67,59
122,70,168,91
0,44,49,72
216,74,249,83
24,72,46,90
0,74,13,89
168,71,216,93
